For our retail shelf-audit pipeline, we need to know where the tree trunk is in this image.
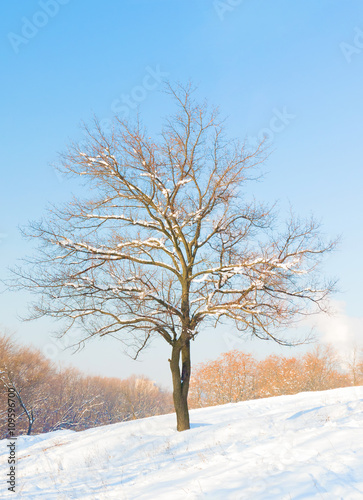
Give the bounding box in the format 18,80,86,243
27,408,34,435
27,418,33,435
169,339,191,431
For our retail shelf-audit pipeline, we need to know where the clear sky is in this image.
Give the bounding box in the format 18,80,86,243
1,0,362,388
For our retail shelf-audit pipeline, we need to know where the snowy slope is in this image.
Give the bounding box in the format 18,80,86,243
1,386,363,499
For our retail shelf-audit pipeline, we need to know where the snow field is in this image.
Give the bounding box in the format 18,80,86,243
1,386,362,499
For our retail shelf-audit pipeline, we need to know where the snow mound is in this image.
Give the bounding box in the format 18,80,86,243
1,386,363,499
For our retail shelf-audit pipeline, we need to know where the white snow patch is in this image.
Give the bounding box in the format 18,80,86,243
1,387,363,499
176,178,192,186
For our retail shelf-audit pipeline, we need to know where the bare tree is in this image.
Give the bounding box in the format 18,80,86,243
189,351,257,408
43,368,102,432
0,338,52,435
342,344,363,386
82,376,129,426
12,83,336,431
302,345,350,392
120,375,173,420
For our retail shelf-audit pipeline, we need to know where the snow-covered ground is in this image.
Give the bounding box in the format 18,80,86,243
1,386,363,499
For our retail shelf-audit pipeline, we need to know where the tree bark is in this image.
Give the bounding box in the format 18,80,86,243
27,415,34,436
169,339,191,431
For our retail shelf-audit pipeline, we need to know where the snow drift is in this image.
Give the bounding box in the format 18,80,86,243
1,386,362,499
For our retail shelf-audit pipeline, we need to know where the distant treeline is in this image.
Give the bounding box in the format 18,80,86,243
189,345,363,409
2,333,362,438
0,334,173,438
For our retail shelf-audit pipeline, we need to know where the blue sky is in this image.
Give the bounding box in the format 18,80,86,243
1,1,362,387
